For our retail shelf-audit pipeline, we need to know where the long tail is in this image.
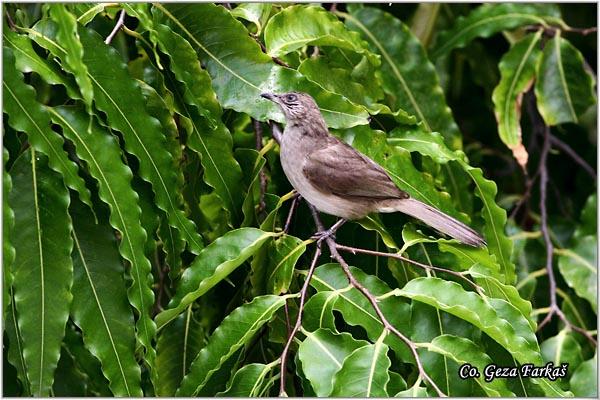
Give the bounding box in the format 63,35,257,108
390,198,486,247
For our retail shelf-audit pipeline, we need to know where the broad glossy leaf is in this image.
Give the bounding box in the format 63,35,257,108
396,384,428,397
2,28,80,99
176,295,287,396
388,128,515,284
9,150,73,396
492,31,543,168
540,330,583,375
217,362,275,396
302,291,338,332
431,4,563,59
230,3,272,34
330,337,391,397
343,7,462,149
535,32,597,126
156,228,278,329
69,201,142,396
266,234,306,294
48,5,93,108
155,3,369,128
576,193,596,238
310,264,412,361
298,57,415,123
424,335,514,397
156,306,206,396
265,5,374,62
570,353,597,397
2,46,93,210
49,106,156,376
150,23,245,224
557,235,597,313
298,328,368,396
52,346,89,396
465,264,534,330
393,277,570,396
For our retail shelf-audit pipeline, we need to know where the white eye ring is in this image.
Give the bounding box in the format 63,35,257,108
286,94,297,102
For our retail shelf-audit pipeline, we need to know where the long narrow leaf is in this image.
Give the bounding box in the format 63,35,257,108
9,149,73,396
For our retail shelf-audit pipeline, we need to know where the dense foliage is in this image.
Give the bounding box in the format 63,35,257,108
2,3,597,397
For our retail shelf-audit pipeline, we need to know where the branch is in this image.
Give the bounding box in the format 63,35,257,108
536,127,597,347
279,242,322,396
105,9,126,44
335,243,483,294
548,133,596,180
309,205,446,396
283,192,300,233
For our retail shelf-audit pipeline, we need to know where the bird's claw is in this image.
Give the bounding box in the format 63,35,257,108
311,228,336,242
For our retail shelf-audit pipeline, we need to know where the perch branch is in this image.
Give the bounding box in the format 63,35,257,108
279,242,322,396
548,133,596,180
309,205,446,397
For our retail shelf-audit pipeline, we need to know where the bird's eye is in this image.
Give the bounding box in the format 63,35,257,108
286,94,297,102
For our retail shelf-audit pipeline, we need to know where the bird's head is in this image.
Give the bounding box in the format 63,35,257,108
260,91,322,124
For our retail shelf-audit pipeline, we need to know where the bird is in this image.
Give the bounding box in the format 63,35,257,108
260,91,485,247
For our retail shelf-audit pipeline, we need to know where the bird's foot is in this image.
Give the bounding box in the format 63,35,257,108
311,219,346,242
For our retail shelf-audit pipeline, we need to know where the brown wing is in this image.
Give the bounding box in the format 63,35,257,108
303,139,408,200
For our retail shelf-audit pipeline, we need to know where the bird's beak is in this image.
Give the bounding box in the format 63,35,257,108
260,92,277,102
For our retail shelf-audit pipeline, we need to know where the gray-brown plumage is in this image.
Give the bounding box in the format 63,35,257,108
261,91,485,247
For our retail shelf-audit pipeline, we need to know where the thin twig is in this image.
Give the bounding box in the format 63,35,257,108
536,127,597,346
255,37,291,68
283,192,300,233
104,9,126,44
335,243,483,294
309,205,445,397
279,242,322,396
548,133,596,180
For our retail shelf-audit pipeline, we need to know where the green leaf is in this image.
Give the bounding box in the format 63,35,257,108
9,150,73,396
150,22,245,224
330,334,391,397
155,3,370,129
217,362,276,397
156,228,279,329
431,4,563,59
422,335,514,397
2,46,93,211
540,330,584,376
48,5,93,108
69,201,143,396
343,7,462,149
176,295,288,396
3,28,80,99
557,235,597,313
576,193,596,238
298,56,415,123
28,19,204,254
535,32,597,126
298,328,368,396
302,291,338,332
570,353,597,397
392,277,570,396
5,289,30,395
265,5,375,62
49,106,156,377
3,147,15,317
72,3,106,25
230,3,272,34
492,31,543,168
465,263,535,330
52,346,89,396
156,306,206,396
310,264,412,361
388,128,516,284
266,234,307,295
